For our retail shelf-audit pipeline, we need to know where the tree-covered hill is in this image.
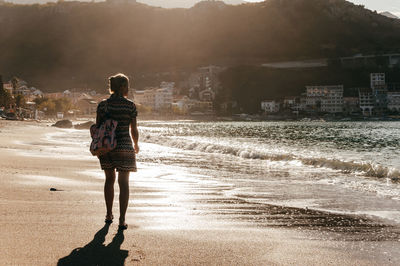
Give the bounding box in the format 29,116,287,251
0,0,400,90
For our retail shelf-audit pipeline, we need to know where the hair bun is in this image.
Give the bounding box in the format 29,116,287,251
109,73,129,95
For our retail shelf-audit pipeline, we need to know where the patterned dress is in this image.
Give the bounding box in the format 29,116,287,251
96,94,138,172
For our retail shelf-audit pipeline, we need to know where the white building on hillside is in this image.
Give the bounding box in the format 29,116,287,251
358,88,374,115
134,87,173,111
321,87,344,113
134,89,156,109
306,85,343,113
155,88,173,110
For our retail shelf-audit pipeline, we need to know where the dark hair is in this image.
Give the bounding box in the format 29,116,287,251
109,73,129,96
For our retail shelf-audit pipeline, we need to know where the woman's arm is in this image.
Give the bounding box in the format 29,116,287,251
131,117,139,154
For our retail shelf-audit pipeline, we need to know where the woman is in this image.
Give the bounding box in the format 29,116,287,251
96,73,139,230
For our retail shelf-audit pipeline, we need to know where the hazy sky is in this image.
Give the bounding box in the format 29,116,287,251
4,0,400,16
245,0,400,16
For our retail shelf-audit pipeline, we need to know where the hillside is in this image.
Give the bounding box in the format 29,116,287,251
0,0,400,90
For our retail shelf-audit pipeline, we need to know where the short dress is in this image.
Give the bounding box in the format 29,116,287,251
96,94,138,172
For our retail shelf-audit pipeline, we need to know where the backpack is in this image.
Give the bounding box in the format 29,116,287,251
90,100,118,156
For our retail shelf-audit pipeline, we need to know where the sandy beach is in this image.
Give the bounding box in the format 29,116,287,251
1,120,399,265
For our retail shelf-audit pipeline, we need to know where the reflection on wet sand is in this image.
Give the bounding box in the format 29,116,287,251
130,164,400,242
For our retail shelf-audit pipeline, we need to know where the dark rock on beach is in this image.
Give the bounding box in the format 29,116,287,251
74,121,95,130
52,120,73,128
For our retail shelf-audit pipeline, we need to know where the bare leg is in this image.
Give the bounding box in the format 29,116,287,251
118,171,130,226
104,169,116,220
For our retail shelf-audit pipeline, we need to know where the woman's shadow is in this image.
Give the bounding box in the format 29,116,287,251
57,224,128,266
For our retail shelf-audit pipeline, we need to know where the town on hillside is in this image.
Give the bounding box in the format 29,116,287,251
0,75,107,121
0,65,222,121
1,66,400,121
261,73,400,120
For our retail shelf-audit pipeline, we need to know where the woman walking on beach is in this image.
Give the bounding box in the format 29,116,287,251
96,73,139,230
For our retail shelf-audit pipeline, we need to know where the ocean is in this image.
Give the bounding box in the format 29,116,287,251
137,121,400,225
46,120,400,233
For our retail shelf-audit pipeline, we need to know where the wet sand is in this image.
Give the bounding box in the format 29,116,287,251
0,120,399,265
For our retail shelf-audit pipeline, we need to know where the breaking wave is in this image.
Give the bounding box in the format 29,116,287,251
143,136,400,181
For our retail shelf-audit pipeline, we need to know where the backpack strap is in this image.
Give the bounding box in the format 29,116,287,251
97,99,111,127
104,99,111,120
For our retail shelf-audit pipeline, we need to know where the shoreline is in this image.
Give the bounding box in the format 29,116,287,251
1,120,400,265
5,113,400,125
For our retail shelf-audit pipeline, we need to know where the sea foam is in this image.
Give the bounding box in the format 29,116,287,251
143,135,400,181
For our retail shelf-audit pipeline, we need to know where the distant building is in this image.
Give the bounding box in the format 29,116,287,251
373,86,388,114
261,100,280,113
358,88,374,116
370,73,388,114
171,96,213,115
155,88,173,110
306,85,343,113
387,91,400,112
134,87,173,111
3,83,13,95
387,83,400,112
199,88,215,102
134,89,156,109
190,100,213,114
198,65,223,91
282,96,301,114
370,73,385,89
283,96,298,108
321,88,343,113
14,85,31,95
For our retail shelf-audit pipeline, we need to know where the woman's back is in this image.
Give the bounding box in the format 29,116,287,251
97,94,137,151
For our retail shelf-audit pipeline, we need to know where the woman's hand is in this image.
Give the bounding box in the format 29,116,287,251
131,117,139,154
134,143,140,154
